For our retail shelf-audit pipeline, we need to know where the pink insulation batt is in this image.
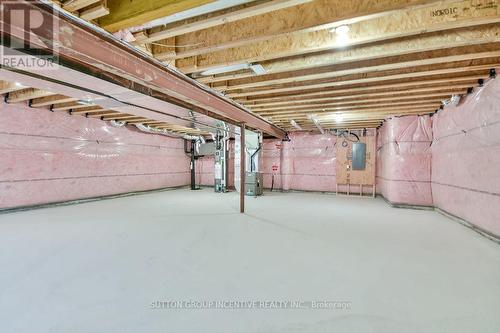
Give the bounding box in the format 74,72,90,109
0,103,190,209
376,115,433,206
432,78,500,237
263,132,337,192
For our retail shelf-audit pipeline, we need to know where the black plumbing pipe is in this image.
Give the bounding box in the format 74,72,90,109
250,145,262,172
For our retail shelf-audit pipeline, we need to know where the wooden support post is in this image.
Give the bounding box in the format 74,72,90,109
240,123,246,214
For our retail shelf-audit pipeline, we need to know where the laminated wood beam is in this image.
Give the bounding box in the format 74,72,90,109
176,0,500,72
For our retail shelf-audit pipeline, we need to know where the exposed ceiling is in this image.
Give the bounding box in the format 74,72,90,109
0,80,211,137
51,0,500,132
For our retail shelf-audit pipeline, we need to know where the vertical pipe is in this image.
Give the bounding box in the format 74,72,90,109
240,123,246,213
190,140,196,190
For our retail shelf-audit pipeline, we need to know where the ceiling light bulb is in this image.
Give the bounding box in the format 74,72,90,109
334,113,344,123
14,82,23,87
335,25,350,35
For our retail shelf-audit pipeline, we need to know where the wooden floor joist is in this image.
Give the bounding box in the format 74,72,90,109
241,86,472,107
211,48,500,92
197,25,500,83
10,0,500,131
227,65,496,98
171,0,444,68
255,100,443,116
5,89,55,103
98,0,215,32
52,102,97,112
136,0,314,46
0,81,25,94
250,93,463,112
0,80,208,136
176,1,500,72
30,95,79,107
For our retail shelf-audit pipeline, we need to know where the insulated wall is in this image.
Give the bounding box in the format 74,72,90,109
271,132,337,192
432,78,500,237
376,115,433,206
262,132,377,192
0,103,190,209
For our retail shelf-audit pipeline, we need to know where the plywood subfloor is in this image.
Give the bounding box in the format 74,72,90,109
0,189,499,333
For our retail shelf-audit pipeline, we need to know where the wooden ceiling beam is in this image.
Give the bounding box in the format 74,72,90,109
250,93,462,112
101,115,145,121
52,102,97,112
136,0,314,45
79,1,110,21
125,120,164,125
264,106,437,119
284,121,383,127
280,119,385,126
30,94,78,107
176,0,500,73
170,0,443,67
87,111,122,118
226,65,495,98
243,87,470,107
298,125,382,131
241,25,500,82
5,89,55,103
238,76,483,103
62,0,101,12
70,107,107,115
98,0,215,32
256,102,441,117
212,47,500,91
0,81,26,94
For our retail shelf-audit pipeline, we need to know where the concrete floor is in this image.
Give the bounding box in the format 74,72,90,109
0,189,499,333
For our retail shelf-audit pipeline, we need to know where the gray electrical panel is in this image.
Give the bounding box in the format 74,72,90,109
352,143,366,170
